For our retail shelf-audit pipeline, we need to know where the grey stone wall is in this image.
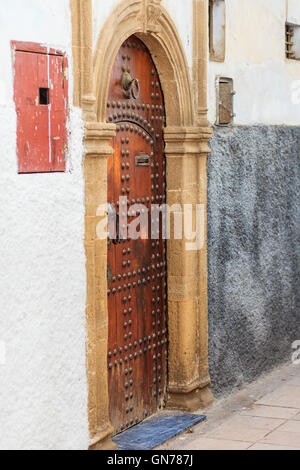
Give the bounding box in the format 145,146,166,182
207,126,300,396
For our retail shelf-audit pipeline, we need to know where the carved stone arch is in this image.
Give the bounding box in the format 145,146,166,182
93,0,195,127
70,0,213,450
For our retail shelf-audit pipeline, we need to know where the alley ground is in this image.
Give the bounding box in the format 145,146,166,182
157,362,300,450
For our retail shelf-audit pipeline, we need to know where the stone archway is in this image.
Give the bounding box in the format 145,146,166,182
71,0,213,450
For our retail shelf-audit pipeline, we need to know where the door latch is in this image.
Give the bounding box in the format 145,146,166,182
135,152,150,167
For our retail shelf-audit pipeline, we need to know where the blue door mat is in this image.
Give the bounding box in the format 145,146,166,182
112,413,206,450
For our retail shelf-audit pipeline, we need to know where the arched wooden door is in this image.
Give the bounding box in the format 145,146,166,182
106,35,168,434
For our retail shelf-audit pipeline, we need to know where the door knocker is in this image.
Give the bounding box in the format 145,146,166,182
122,72,140,99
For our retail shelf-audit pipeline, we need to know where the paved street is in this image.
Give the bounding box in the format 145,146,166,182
158,363,300,450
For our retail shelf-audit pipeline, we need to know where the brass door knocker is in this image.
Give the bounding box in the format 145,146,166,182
122,72,140,99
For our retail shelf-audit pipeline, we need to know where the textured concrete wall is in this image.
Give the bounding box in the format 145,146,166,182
207,126,300,396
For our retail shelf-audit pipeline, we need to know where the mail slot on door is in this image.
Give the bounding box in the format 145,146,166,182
135,153,150,167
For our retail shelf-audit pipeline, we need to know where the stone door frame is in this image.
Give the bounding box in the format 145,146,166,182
70,0,213,450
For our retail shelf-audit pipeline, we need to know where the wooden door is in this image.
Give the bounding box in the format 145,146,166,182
107,35,167,434
13,47,67,173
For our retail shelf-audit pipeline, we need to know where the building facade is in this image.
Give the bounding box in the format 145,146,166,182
0,0,299,450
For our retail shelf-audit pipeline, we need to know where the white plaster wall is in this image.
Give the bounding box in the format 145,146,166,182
92,0,194,72
208,0,300,125
161,0,193,71
93,0,122,48
288,0,300,25
0,0,89,450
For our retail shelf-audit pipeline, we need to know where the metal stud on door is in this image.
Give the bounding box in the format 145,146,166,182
107,36,167,434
